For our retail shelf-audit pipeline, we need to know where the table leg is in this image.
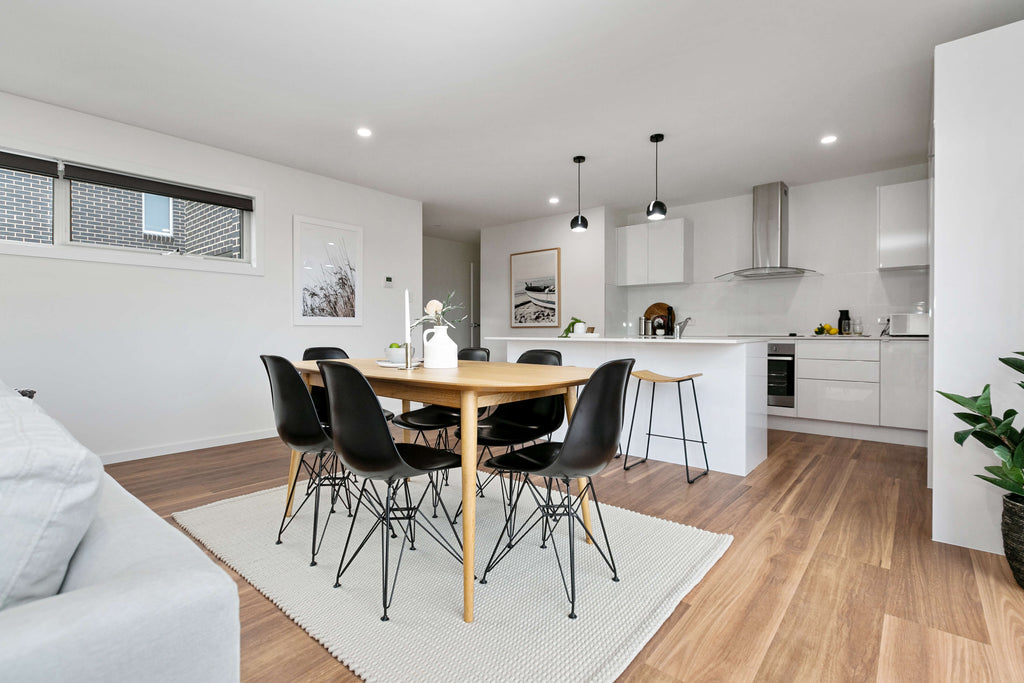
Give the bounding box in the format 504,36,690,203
401,400,412,443
285,450,302,517
286,370,317,517
460,390,478,622
564,386,593,545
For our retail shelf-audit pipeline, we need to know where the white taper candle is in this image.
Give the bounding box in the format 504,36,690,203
404,288,411,347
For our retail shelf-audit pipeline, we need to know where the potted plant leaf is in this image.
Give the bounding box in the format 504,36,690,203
939,351,1024,588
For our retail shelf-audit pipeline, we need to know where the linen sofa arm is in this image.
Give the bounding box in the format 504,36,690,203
0,562,239,682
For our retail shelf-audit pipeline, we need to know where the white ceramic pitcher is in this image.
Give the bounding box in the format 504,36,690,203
423,325,458,368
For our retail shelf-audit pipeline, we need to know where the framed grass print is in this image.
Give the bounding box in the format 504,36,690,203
293,215,363,325
510,247,560,328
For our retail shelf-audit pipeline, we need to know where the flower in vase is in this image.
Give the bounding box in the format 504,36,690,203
410,290,468,329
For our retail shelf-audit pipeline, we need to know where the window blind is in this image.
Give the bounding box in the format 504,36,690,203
63,164,253,212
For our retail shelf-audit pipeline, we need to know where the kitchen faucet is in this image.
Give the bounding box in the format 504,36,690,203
674,317,692,337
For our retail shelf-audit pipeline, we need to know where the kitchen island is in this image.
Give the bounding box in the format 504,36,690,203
486,336,767,476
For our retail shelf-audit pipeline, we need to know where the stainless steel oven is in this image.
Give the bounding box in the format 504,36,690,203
767,342,795,407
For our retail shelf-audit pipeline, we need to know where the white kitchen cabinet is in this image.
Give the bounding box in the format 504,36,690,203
797,379,881,425
616,218,691,286
878,179,929,269
616,223,648,286
880,339,929,430
796,340,880,425
797,359,880,383
796,339,880,361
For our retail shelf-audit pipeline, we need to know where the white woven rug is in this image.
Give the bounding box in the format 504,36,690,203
173,477,731,683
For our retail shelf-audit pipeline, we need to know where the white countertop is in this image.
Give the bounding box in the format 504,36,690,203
486,336,765,345
488,335,926,344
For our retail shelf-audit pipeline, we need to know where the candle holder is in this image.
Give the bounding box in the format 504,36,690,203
404,342,413,369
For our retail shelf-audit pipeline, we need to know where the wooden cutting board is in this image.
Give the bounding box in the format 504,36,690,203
644,302,670,319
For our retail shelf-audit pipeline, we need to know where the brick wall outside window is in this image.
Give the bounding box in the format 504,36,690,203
70,182,242,258
0,169,54,244
0,173,241,258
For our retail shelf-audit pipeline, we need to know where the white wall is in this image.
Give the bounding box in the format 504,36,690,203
480,208,606,362
932,20,1024,553
611,166,930,336
0,92,423,462
422,236,480,349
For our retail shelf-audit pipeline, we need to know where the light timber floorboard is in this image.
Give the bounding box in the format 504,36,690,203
106,428,1022,682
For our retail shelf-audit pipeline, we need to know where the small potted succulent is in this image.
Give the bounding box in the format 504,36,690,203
939,350,1024,588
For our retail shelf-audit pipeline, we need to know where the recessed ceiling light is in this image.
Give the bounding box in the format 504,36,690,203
820,134,838,144
357,127,372,138
327,242,335,246
549,197,559,204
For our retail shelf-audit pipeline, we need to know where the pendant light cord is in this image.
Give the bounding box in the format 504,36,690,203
577,162,582,216
654,139,659,200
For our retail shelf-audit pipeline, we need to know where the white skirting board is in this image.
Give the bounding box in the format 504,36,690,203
99,428,278,464
767,415,927,447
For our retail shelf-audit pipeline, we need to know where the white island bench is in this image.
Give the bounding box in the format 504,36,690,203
486,336,768,476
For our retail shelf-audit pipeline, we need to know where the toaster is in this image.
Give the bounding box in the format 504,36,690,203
890,312,929,336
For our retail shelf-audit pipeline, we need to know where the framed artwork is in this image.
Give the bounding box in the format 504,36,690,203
510,247,560,328
293,215,363,326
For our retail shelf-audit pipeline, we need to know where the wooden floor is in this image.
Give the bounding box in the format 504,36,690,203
106,429,1024,682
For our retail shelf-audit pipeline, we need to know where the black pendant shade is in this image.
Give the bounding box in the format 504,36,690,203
646,199,667,220
646,133,667,221
570,155,587,232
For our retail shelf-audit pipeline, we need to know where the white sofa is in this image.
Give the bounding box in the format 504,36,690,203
0,382,240,681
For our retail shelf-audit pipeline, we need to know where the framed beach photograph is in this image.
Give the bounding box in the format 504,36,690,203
293,215,363,326
510,247,560,328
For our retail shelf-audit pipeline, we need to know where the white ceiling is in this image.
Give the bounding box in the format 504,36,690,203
2,1,1022,242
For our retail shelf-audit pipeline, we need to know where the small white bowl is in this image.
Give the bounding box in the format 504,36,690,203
384,347,405,364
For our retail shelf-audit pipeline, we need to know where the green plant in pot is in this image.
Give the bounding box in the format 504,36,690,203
939,351,1024,588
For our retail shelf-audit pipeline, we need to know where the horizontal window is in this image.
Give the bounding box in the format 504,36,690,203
0,149,258,274
70,181,243,259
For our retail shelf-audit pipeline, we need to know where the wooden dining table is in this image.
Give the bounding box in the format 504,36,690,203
291,357,594,623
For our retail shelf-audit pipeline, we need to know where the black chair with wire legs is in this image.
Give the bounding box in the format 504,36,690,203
454,349,564,498
261,354,351,567
619,370,709,483
303,346,395,423
391,347,490,451
478,358,635,619
318,360,464,621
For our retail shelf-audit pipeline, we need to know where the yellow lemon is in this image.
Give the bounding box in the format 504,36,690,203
828,328,838,335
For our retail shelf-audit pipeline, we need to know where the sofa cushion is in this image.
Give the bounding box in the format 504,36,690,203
0,393,103,610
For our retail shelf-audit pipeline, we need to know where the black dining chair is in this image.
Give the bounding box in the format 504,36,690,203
303,346,394,423
261,354,351,567
454,349,564,496
477,358,635,619
391,346,490,450
318,360,464,621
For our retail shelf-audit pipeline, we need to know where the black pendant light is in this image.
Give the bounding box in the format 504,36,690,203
570,155,588,232
646,133,667,221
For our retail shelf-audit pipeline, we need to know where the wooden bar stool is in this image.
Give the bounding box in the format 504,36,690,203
621,369,709,483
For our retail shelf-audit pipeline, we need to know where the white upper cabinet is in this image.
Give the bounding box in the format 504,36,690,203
616,223,648,286
616,218,691,286
877,179,929,269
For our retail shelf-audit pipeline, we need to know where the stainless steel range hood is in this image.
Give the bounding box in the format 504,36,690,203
715,181,818,280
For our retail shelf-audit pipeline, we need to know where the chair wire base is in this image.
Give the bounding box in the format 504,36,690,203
478,474,618,619
333,475,463,621
276,449,356,566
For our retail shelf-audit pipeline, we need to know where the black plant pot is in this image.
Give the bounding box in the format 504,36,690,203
1002,493,1024,589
